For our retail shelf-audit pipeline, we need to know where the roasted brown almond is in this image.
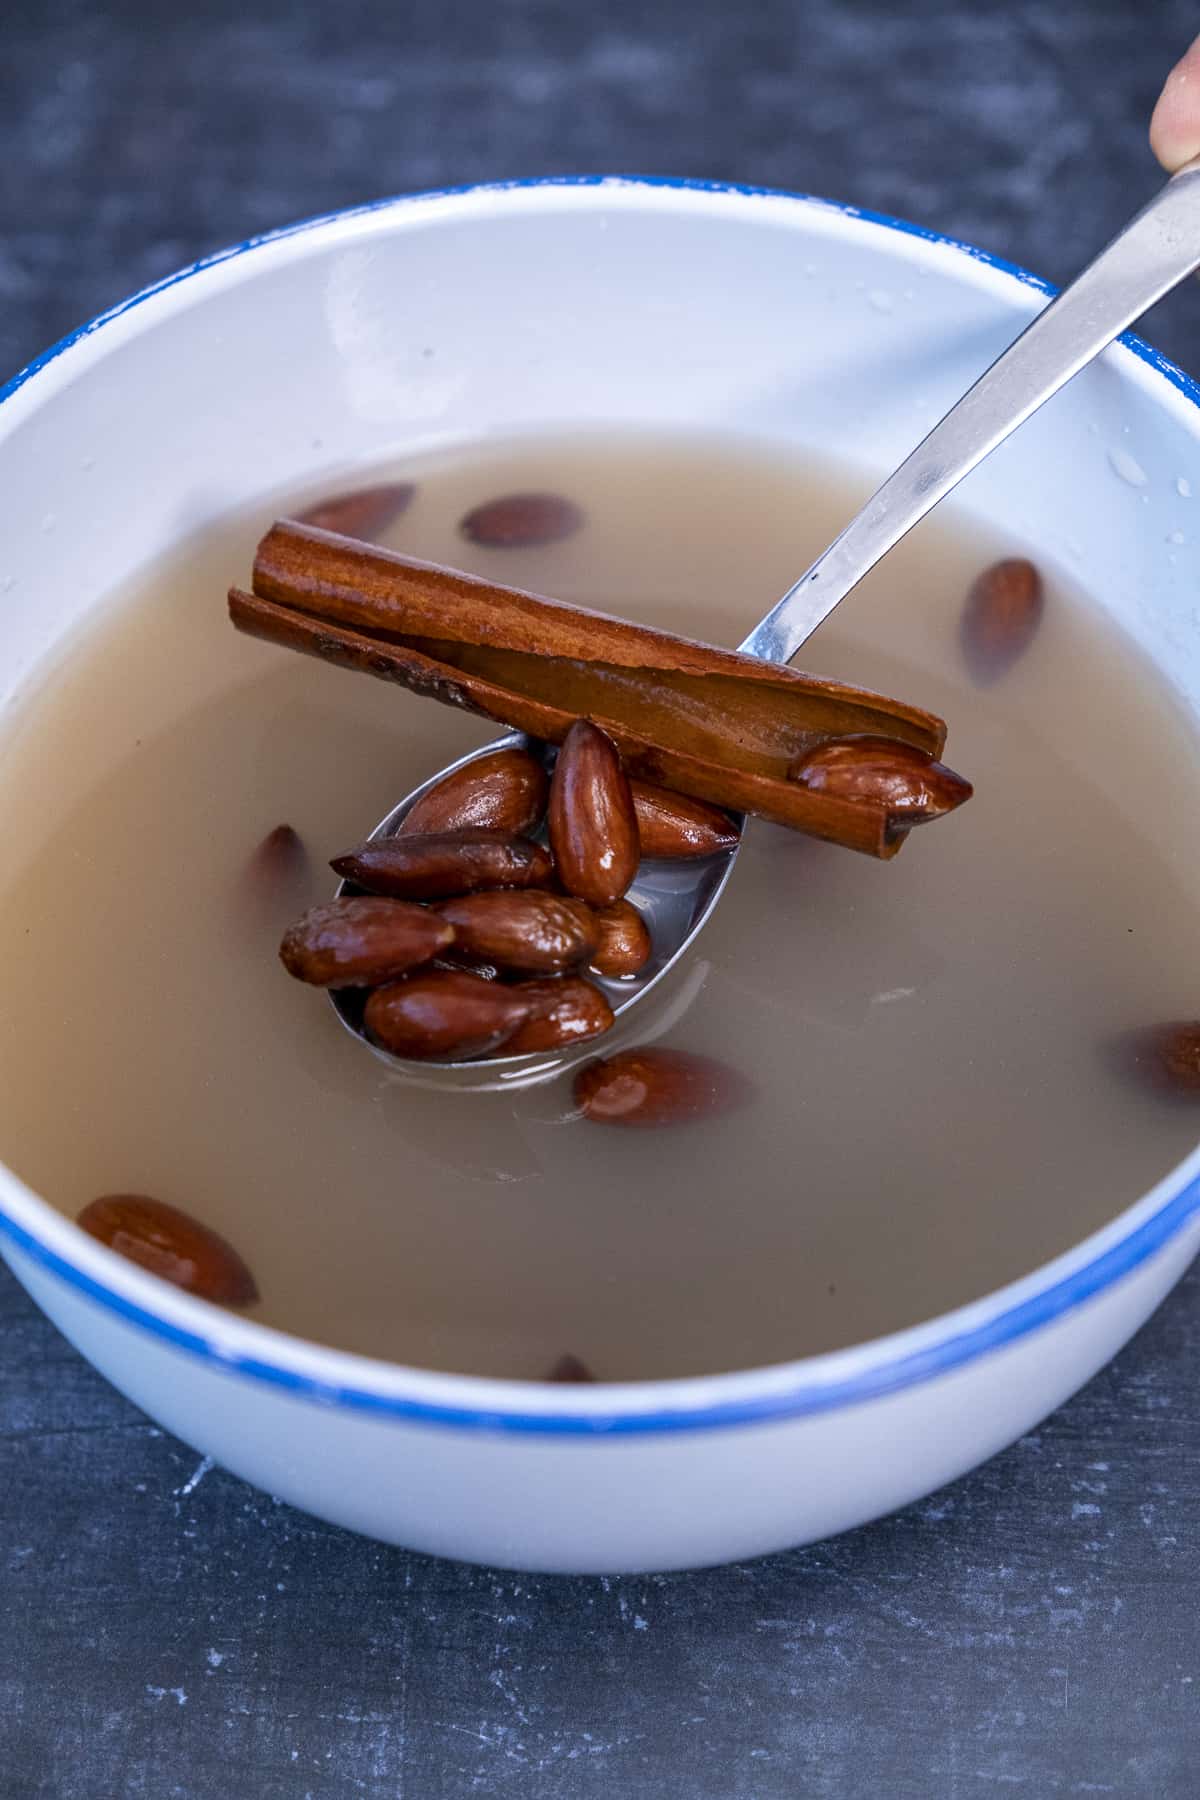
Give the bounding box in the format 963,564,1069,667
400,747,549,838
589,899,652,977
630,782,740,859
962,557,1044,684
436,891,597,973
547,1354,596,1383
548,720,640,906
297,482,415,540
459,492,584,548
789,735,972,840
331,830,554,900
574,1047,749,1127
503,976,615,1054
78,1195,258,1306
248,821,307,879
279,897,452,987
364,968,533,1060
237,824,311,932
1114,1021,1200,1096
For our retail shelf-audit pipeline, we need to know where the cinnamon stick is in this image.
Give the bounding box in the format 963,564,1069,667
229,521,968,859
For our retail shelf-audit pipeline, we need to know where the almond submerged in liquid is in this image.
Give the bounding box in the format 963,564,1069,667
0,430,1197,1379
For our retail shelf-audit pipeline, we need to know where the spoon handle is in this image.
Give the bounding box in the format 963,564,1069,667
739,157,1200,665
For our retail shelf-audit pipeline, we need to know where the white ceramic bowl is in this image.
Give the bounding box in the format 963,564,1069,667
2,179,1198,1574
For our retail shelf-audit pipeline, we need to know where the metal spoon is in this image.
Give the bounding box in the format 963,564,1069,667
334,157,1200,1082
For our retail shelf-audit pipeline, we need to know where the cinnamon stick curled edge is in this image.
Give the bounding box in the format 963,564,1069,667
229,521,968,859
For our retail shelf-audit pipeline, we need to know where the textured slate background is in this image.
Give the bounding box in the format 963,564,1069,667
3,2,1200,1795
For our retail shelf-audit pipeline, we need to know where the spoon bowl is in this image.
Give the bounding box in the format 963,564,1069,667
329,729,740,1083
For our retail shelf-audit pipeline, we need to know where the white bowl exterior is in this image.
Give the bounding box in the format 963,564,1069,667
7,1218,1199,1573
1,180,1199,1570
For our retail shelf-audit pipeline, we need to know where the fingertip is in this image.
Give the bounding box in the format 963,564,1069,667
1151,34,1200,171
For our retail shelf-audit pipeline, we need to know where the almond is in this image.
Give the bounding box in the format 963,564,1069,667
331,830,554,900
574,1047,749,1127
789,735,972,840
78,1195,258,1306
630,781,740,859
1115,1021,1200,1096
364,968,533,1060
279,897,452,987
248,821,307,878
589,899,652,977
400,747,549,838
503,976,615,1054
436,891,597,973
297,482,415,540
238,823,311,930
459,492,584,548
962,557,1044,684
547,1354,596,1383
548,720,640,906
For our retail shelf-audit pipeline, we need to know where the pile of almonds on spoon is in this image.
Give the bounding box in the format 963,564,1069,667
279,722,739,1063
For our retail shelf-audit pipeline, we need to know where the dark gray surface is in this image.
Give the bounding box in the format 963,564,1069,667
2,2,1199,1795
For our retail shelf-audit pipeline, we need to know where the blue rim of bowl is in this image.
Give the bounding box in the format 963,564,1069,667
1,175,1198,1438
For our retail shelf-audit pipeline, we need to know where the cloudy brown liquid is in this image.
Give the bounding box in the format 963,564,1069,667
0,430,1196,1380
